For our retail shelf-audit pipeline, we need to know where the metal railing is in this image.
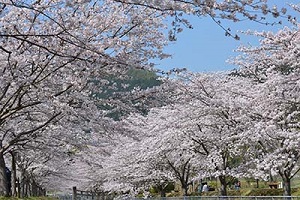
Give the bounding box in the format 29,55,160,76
130,197,300,200
57,195,300,200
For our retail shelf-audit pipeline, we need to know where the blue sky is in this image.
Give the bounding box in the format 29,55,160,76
155,1,298,73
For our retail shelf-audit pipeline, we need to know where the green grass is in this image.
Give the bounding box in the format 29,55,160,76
195,187,300,197
292,178,300,189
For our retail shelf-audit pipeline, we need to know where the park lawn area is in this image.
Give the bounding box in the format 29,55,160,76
198,187,300,197
292,178,300,189
189,177,300,197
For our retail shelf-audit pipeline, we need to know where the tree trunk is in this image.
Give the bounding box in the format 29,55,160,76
157,183,166,197
0,152,8,196
17,178,20,198
219,175,227,196
21,173,26,198
32,180,38,196
11,152,17,197
181,182,189,196
160,190,166,197
282,176,292,197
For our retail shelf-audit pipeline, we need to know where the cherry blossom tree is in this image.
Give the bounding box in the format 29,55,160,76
114,0,289,40
101,112,205,197
230,15,300,196
164,73,260,196
0,0,170,195
100,73,259,196
3,122,87,196
0,0,293,196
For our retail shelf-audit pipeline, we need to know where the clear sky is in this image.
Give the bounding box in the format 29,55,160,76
155,1,298,73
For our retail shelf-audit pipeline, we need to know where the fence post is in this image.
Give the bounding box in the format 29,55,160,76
72,187,77,200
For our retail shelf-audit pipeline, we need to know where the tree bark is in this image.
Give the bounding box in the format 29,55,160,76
282,176,292,197
219,175,227,196
0,152,8,196
16,178,20,198
10,152,17,197
160,189,166,197
32,180,38,196
72,186,77,200
157,184,166,197
20,171,26,197
181,183,188,196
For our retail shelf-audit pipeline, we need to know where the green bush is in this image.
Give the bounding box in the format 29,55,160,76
166,191,181,197
150,182,175,194
292,188,300,196
245,188,284,196
245,188,299,196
